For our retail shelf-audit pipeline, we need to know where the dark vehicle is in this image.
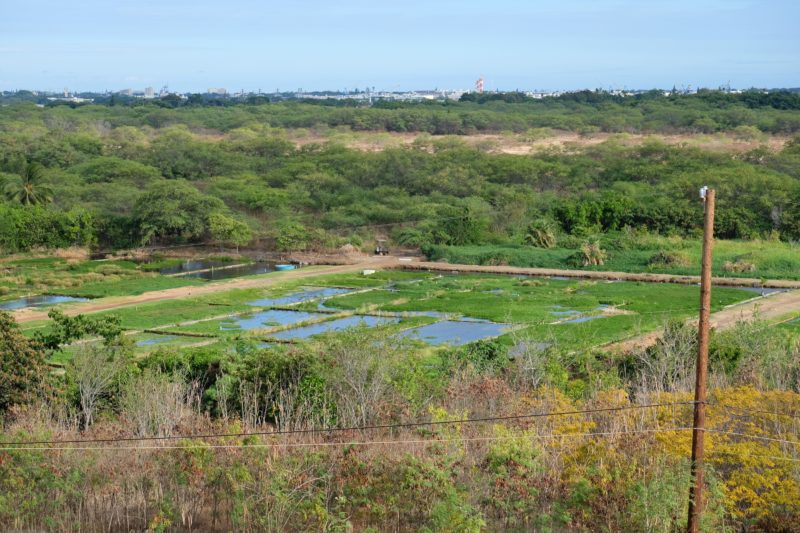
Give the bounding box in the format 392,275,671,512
374,239,389,256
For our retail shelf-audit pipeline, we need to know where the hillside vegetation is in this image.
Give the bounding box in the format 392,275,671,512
1,95,800,257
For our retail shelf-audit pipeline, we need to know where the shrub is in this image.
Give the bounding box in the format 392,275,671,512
0,312,50,416
648,250,692,268
524,218,558,249
567,239,607,267
723,259,757,273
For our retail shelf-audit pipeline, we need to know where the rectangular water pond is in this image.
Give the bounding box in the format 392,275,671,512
0,295,89,311
136,335,179,347
153,259,232,275
176,262,275,280
222,309,328,331
398,320,510,346
248,287,354,307
271,315,400,340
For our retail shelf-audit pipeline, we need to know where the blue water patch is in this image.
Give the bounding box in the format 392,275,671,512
272,315,400,340
550,305,581,316
248,287,353,307
0,295,89,311
728,286,788,296
222,309,327,331
156,259,230,275
400,311,452,318
398,320,510,346
177,262,274,280
136,335,178,346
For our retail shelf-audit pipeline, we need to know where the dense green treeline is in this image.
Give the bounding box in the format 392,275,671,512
4,90,800,135
1,102,800,252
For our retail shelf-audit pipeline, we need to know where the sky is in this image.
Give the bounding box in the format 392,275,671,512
1,0,798,93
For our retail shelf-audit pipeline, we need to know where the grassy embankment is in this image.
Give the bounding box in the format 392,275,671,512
424,237,800,281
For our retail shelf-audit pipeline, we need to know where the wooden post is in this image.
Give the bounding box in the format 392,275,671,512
687,188,715,533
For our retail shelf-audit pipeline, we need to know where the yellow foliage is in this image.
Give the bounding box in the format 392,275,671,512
515,386,799,522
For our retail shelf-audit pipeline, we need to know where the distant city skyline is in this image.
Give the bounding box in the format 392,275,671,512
2,0,798,93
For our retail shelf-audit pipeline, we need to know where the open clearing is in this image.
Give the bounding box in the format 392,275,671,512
285,129,792,155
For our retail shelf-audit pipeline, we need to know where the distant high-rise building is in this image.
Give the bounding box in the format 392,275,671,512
118,88,133,96
144,87,155,98
207,87,227,95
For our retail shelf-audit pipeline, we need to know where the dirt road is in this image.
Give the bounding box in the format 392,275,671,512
12,257,398,324
606,289,800,352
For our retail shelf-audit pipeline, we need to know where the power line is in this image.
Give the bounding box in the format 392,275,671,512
0,401,695,447
0,427,695,452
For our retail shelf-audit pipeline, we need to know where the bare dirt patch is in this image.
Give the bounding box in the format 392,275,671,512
282,130,791,155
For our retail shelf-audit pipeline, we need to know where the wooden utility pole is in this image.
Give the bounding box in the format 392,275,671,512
687,187,715,533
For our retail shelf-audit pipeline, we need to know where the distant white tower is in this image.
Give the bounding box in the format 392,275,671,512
475,78,484,93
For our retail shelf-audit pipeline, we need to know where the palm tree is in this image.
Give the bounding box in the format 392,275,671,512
524,218,557,248
4,162,54,206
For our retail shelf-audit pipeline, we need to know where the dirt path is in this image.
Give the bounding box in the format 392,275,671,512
606,290,800,353
12,257,398,324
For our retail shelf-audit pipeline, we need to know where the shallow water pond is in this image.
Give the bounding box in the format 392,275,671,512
729,286,789,296
271,315,400,340
249,287,353,307
136,335,179,346
154,259,231,275
0,295,89,311
176,262,275,280
398,320,510,346
222,309,327,331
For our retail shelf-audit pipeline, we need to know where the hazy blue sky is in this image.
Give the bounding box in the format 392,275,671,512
2,0,798,92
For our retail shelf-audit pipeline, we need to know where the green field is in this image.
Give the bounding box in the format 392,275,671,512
49,270,762,359
0,256,206,302
424,237,800,280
